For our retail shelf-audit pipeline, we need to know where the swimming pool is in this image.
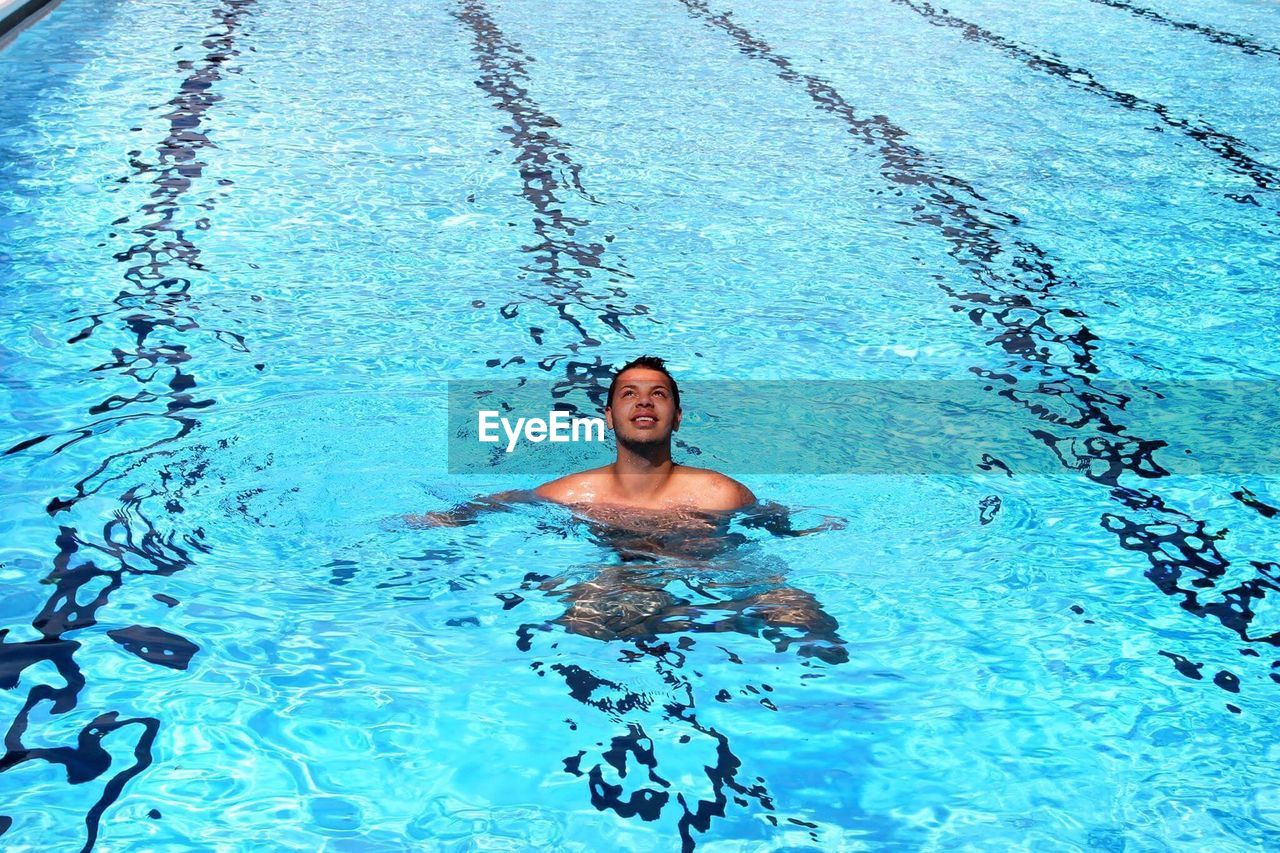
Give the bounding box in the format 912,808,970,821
2,0,1279,847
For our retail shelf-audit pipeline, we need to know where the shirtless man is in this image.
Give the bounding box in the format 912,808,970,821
410,355,756,525
410,357,848,661
533,355,754,514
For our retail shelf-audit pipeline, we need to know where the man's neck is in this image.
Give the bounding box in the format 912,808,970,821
609,441,677,499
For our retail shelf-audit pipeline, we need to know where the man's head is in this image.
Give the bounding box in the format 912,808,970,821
605,356,682,447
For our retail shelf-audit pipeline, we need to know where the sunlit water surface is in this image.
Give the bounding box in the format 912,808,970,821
2,0,1280,848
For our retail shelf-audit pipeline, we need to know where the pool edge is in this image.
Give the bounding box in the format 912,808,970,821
0,0,62,50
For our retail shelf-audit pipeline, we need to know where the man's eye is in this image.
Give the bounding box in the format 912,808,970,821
654,390,666,397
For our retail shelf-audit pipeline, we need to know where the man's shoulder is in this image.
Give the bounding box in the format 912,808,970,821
674,466,756,510
534,466,611,504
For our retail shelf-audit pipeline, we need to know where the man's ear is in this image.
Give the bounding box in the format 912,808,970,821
673,408,682,432
605,405,614,431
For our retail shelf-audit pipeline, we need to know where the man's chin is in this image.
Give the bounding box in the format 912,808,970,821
617,432,671,451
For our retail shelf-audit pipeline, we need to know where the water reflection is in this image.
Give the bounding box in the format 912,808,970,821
0,0,254,845
447,501,853,848
540,505,850,662
680,0,1277,709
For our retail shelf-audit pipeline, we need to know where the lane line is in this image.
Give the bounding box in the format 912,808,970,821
886,0,1279,201
1087,0,1280,62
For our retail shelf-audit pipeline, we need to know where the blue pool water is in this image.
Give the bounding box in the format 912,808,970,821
2,0,1279,847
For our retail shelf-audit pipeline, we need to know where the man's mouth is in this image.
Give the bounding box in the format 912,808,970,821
631,415,657,426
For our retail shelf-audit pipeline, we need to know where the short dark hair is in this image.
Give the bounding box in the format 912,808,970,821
607,355,681,410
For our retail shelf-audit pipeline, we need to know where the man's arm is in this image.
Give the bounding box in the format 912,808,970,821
738,500,846,537
405,489,537,527
408,470,600,528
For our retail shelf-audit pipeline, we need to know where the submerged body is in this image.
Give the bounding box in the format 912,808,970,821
411,357,848,661
543,503,850,663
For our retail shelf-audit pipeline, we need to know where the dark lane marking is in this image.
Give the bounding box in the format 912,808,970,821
529,635,780,851
676,0,1088,363
451,0,709,460
1087,0,1280,62
105,625,200,670
0,709,159,851
1233,487,1279,520
452,2,783,843
888,0,1279,199
67,0,255,349
8,0,259,513
0,1,255,847
678,0,1280,685
452,0,653,390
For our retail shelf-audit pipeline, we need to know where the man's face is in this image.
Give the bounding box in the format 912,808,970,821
605,367,681,444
